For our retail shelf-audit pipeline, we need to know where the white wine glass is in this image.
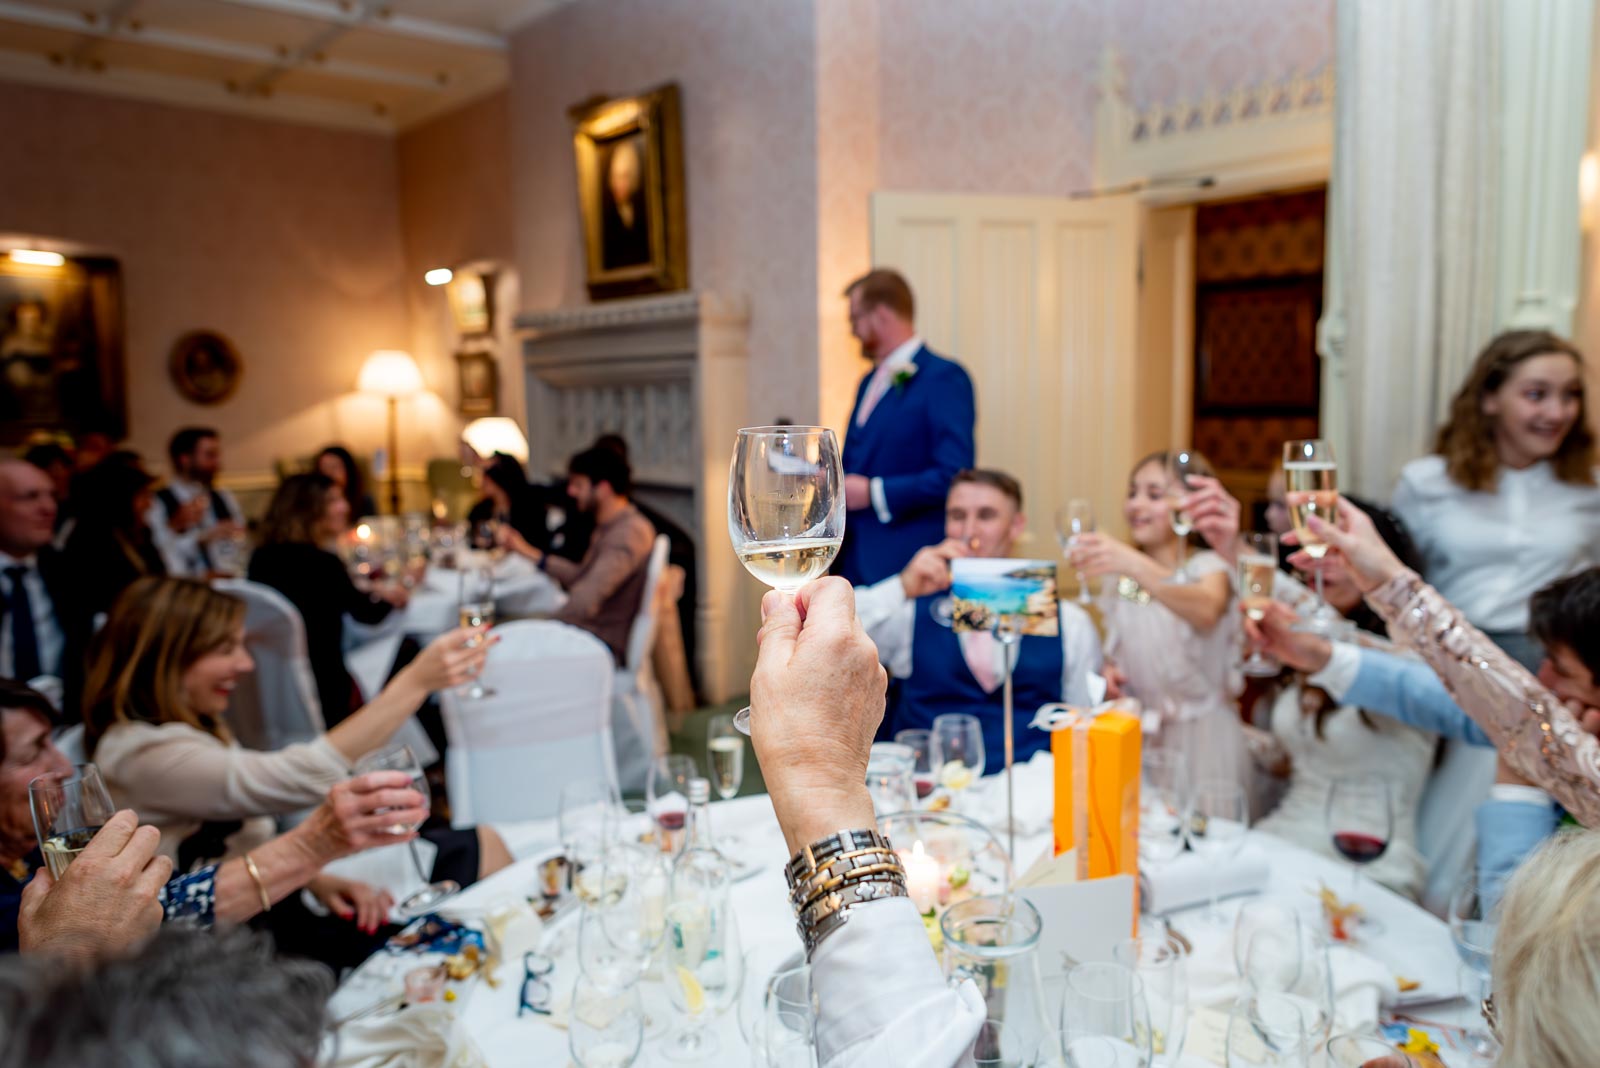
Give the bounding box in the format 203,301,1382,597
1237,532,1282,678
728,426,844,735
351,744,458,920
559,778,618,899
1282,439,1342,634
1113,935,1188,1067
1058,961,1154,1067
569,971,646,1068
1226,992,1316,1068
932,713,985,804
1164,451,1206,584
1056,499,1096,606
1189,778,1249,925
706,714,746,851
28,764,116,877
457,567,496,699
1138,749,1190,869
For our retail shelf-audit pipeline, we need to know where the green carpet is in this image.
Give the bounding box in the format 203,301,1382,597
667,695,767,798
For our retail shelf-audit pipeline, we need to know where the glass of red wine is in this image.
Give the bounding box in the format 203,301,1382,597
894,728,943,803
646,754,697,855
1325,774,1392,938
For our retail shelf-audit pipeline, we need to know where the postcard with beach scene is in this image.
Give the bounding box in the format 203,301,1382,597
948,558,1059,637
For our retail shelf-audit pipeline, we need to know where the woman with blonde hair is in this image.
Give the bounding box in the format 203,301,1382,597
1393,330,1600,669
82,577,508,965
1071,450,1246,791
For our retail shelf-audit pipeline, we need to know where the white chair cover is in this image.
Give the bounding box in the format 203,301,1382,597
440,620,617,826
215,579,327,752
1415,739,1497,916
611,535,670,794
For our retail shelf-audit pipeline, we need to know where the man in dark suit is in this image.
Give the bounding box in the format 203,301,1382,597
837,269,976,586
0,460,76,697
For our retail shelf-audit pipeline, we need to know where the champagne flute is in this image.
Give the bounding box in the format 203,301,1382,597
457,567,496,699
29,765,116,877
1164,451,1205,584
1189,778,1249,925
706,714,745,801
1326,774,1393,937
351,744,459,920
932,713,985,804
1237,532,1282,678
1282,440,1342,634
1056,499,1096,606
728,426,844,735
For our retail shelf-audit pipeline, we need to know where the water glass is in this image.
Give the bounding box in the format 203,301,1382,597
1113,935,1188,1066
569,973,645,1068
1138,750,1190,868
29,764,115,877
1226,992,1316,1067
1060,962,1153,1067
1232,902,1304,987
866,743,917,818
559,779,618,884
1189,778,1249,924
932,713,986,799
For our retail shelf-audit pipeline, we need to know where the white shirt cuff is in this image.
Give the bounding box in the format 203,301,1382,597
1306,640,1360,702
870,477,893,524
854,573,910,628
1488,784,1554,807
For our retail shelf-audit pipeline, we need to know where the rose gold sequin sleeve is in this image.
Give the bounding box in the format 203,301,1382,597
1368,568,1600,826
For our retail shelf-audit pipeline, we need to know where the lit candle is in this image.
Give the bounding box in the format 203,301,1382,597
902,840,941,914
355,522,372,542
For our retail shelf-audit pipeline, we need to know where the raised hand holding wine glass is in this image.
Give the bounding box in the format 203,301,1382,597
1236,532,1281,678
351,744,458,920
1056,498,1096,606
728,426,845,734
29,764,117,877
1165,451,1205,583
1282,439,1342,633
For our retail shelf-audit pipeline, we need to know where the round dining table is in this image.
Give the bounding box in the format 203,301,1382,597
332,778,1481,1068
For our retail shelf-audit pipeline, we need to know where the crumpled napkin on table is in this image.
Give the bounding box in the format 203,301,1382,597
327,1003,486,1068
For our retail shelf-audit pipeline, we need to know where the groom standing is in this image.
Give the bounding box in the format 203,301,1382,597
836,269,976,586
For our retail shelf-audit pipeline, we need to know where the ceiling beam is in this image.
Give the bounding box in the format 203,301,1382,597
207,0,507,52
0,0,446,90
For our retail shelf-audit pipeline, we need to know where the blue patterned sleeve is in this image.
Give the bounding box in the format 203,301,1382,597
159,864,219,926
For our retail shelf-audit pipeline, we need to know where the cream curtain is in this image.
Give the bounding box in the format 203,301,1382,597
1320,0,1501,498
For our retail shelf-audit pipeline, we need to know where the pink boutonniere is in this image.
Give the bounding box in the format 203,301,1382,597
891,364,919,393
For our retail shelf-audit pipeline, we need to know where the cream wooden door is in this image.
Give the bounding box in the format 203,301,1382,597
871,191,1143,561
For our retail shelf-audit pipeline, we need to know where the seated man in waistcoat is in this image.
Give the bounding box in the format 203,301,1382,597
855,468,1102,774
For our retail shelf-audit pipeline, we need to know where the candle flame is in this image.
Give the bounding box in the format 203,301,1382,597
912,840,926,859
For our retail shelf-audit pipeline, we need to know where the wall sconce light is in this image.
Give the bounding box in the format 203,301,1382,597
1581,152,1599,234
424,267,454,286
8,249,65,267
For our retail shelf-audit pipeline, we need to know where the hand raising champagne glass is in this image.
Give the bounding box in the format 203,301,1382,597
1283,439,1342,633
1237,532,1281,678
1165,451,1206,583
1055,499,1095,606
728,426,845,734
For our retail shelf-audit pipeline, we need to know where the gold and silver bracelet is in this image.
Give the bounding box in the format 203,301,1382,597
786,829,907,958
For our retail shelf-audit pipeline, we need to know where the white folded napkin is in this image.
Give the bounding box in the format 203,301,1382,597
966,751,1056,836
326,1003,485,1068
1140,844,1270,916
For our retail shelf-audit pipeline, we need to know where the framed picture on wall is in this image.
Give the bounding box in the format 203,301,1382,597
456,349,498,416
447,270,494,336
569,82,687,300
0,254,126,446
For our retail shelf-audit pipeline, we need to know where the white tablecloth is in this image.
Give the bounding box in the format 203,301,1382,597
334,782,1477,1067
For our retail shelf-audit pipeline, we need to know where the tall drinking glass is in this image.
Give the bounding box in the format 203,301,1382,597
1189,779,1249,925
29,765,115,877
1237,532,1282,678
457,567,496,699
351,745,457,919
1282,440,1341,633
1058,961,1154,1067
1113,935,1188,1067
932,713,986,804
728,426,844,735
1056,499,1096,606
1164,451,1206,584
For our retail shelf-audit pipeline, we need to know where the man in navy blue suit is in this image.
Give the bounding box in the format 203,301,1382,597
836,269,976,586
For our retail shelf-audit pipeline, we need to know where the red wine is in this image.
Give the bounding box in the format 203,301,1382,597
914,778,935,800
1332,831,1388,864
656,811,685,831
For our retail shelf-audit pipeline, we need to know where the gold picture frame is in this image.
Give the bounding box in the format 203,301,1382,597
455,348,498,416
169,329,242,406
570,83,687,300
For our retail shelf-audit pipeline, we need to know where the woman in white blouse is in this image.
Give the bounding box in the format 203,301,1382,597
1393,330,1600,669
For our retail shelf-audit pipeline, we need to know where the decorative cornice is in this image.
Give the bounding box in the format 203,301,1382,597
515,291,749,337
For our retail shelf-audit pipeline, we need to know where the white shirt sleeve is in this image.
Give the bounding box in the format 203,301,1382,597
813,896,986,1068
855,575,915,680
870,477,894,524
1306,640,1361,702
145,496,202,577
1058,603,1104,707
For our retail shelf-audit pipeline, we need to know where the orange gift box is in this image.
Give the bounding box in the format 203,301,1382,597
1050,707,1141,884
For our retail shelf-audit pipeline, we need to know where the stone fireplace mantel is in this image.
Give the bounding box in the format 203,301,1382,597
516,291,754,703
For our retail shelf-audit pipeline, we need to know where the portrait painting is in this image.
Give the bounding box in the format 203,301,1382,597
570,83,687,300
456,348,498,416
0,255,126,446
169,330,243,405
448,270,494,336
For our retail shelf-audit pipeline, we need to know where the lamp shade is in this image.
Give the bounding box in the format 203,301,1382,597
462,417,529,463
357,350,424,396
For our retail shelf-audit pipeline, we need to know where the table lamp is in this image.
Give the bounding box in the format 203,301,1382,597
357,349,424,514
462,417,529,464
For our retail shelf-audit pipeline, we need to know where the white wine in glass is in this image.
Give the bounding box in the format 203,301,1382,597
728,426,844,734
1237,532,1280,678
30,765,116,878
1282,439,1342,634
1055,498,1095,606
457,568,496,699
1165,450,1206,583
706,714,745,801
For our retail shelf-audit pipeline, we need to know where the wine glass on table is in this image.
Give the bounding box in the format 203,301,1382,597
351,744,458,920
1225,991,1316,1068
1237,532,1282,677
662,864,743,1061
1188,778,1249,926
931,713,985,808
706,713,746,850
1448,870,1501,1064
1326,774,1392,938
560,778,619,903
1282,439,1342,633
1056,499,1096,606
1164,451,1206,584
647,754,697,855
569,970,646,1068
894,728,944,803
1113,935,1188,1068
457,567,496,699
727,426,845,735
1138,749,1190,873
29,764,116,877
1052,961,1154,1067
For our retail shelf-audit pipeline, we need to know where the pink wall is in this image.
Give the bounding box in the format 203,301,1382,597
508,0,821,425
0,79,429,476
